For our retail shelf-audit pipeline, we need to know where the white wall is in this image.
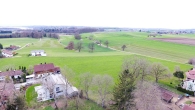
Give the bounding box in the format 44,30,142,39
2,52,13,57
54,84,66,98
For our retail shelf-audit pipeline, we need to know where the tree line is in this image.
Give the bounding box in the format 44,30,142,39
0,31,59,39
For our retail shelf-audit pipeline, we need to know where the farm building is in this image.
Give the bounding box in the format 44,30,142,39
5,45,20,51
31,50,46,56
35,74,78,102
33,63,60,78
1,49,13,57
0,70,24,81
161,92,173,103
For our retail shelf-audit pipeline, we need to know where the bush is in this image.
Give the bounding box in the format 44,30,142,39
188,58,195,65
177,86,194,96
74,33,81,40
173,71,184,79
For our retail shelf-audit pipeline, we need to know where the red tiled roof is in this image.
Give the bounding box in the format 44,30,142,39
161,92,173,101
1,49,13,55
183,105,195,110
0,70,23,77
190,104,195,108
34,63,55,73
186,70,195,80
54,67,60,71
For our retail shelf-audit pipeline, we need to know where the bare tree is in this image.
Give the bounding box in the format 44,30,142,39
92,74,114,108
121,45,127,51
88,42,95,52
99,40,102,46
104,40,109,48
138,58,151,82
75,41,83,52
122,56,147,79
150,62,169,83
80,72,93,99
134,81,167,110
175,65,180,72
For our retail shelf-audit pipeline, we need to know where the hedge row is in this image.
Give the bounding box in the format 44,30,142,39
177,86,194,96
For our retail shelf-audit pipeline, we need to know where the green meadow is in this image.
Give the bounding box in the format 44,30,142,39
0,32,194,94
82,32,195,63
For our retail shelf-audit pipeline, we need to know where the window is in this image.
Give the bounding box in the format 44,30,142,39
56,87,60,91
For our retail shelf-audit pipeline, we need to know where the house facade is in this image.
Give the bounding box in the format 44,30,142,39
0,70,24,81
33,63,60,78
182,68,195,91
1,49,13,57
31,50,46,56
35,74,78,102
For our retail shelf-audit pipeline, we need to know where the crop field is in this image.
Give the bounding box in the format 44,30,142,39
0,32,194,95
81,32,195,63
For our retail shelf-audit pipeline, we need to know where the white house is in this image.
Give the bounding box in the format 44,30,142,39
35,74,78,102
31,50,46,56
1,49,13,57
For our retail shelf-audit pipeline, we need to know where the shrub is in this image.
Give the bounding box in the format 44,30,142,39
74,33,81,40
188,58,195,65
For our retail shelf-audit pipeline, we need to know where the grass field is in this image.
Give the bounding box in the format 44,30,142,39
81,32,195,63
0,32,195,108
0,38,39,47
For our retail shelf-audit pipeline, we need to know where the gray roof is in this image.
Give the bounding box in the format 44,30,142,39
31,50,44,53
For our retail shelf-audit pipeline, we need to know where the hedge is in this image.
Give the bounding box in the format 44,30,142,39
177,86,194,96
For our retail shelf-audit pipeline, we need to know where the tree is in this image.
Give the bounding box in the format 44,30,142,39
75,41,83,52
188,58,195,65
0,49,3,58
88,42,95,52
74,33,81,40
121,45,127,51
14,94,26,110
88,34,94,40
99,40,102,46
104,40,109,48
173,71,184,80
80,72,93,99
122,56,149,80
92,74,114,108
65,41,74,50
134,81,167,110
112,70,136,110
0,43,3,49
150,62,169,83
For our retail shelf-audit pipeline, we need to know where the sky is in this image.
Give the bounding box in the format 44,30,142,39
0,0,195,29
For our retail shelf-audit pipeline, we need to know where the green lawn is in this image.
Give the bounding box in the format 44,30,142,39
26,84,40,105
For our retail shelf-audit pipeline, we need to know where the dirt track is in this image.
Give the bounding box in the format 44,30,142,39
151,38,195,46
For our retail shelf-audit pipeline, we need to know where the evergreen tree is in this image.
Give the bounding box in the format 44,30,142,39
0,50,3,58
112,70,135,110
0,43,3,49
173,71,184,80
